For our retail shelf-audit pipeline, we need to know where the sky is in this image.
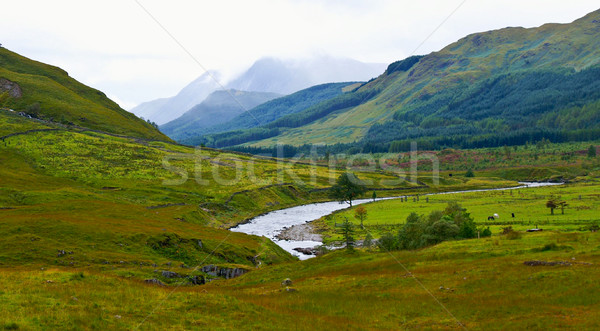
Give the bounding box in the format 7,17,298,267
1,0,599,110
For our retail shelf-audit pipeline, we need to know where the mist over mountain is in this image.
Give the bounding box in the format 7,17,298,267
131,56,386,125
212,9,600,153
160,89,281,141
227,56,386,95
130,71,221,125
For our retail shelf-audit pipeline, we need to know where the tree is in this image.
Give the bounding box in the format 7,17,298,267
329,173,366,207
354,206,368,229
558,200,568,215
588,145,597,158
338,217,355,251
372,191,377,201
546,195,560,215
363,233,373,248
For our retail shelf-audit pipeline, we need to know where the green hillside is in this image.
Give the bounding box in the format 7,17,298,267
0,47,168,140
185,82,361,147
161,89,281,141
228,9,600,153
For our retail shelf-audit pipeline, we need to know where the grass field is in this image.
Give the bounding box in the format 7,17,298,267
2,110,600,329
0,230,598,330
315,181,600,243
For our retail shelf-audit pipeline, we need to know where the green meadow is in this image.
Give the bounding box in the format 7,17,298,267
2,109,600,330
316,181,600,243
1,230,598,330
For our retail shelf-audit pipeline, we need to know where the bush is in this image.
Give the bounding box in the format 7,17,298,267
25,102,41,118
501,227,522,240
363,233,373,248
465,169,475,177
481,227,492,237
377,233,398,251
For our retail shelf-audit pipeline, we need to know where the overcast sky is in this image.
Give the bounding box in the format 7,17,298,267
1,0,598,109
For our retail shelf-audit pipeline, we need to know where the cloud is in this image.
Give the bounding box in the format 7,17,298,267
1,0,599,108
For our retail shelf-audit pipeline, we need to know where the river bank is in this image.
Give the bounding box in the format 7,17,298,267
230,182,564,259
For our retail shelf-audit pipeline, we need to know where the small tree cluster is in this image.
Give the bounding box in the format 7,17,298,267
377,202,485,251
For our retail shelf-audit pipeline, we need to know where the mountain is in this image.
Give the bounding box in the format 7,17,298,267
130,71,221,125
180,82,361,146
224,9,600,153
132,56,386,125
227,56,386,94
160,89,281,141
0,47,167,140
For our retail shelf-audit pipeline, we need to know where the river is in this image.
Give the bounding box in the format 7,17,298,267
230,182,563,260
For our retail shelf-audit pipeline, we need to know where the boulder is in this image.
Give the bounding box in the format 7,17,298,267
281,278,293,287
144,278,165,286
161,270,181,278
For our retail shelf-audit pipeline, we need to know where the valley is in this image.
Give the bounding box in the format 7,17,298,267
1,6,600,331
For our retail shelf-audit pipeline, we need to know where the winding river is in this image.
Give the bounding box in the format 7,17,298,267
230,182,563,260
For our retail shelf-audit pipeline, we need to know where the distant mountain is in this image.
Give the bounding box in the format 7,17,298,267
199,82,358,133
227,56,386,95
160,89,281,141
217,8,600,153
0,47,167,140
132,56,386,125
130,71,221,125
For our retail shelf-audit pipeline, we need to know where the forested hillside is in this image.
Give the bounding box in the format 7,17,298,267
217,9,600,154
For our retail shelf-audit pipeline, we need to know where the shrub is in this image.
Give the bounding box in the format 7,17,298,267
501,227,522,240
377,233,398,251
363,233,373,248
481,227,492,237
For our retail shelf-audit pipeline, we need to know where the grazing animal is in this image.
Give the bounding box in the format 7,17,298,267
487,216,495,220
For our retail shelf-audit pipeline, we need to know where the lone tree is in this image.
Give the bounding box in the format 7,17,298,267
546,195,565,215
558,200,568,215
329,172,366,207
354,205,368,229
339,217,355,251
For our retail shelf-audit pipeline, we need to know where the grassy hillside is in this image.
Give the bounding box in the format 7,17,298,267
0,110,420,276
2,110,599,329
0,48,167,140
184,82,359,147
1,228,598,329
230,9,600,151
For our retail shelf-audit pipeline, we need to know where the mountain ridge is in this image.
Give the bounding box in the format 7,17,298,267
0,47,168,140
224,8,600,152
132,56,386,125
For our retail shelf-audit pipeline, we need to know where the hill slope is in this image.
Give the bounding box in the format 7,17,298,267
181,82,360,146
160,89,281,141
133,56,385,125
235,9,600,151
0,47,167,140
130,71,221,125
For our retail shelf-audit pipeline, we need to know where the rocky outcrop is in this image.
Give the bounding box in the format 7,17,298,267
144,278,165,286
293,247,317,255
0,78,22,98
200,265,248,279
